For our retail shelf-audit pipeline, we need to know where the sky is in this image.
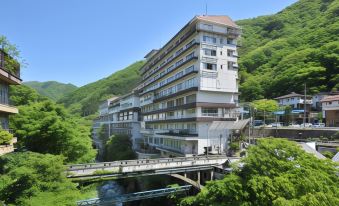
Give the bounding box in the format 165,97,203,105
1,0,297,87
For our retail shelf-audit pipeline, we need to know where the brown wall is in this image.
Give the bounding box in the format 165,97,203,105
325,110,339,127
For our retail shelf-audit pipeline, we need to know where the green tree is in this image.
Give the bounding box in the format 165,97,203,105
10,100,96,163
0,152,95,206
103,134,136,161
180,138,339,206
251,99,279,112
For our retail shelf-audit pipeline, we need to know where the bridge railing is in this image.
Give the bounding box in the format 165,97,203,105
67,155,230,171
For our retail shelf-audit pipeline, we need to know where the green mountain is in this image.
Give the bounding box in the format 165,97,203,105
237,0,339,101
58,61,145,116
23,81,78,101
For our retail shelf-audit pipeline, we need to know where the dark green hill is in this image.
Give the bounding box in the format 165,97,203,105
237,0,339,101
23,81,78,101
58,61,145,116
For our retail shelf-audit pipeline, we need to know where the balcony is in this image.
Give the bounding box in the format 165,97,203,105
0,50,21,85
0,103,18,114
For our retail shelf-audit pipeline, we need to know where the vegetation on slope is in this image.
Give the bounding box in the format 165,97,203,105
23,81,78,101
237,0,339,101
180,138,339,206
59,61,145,116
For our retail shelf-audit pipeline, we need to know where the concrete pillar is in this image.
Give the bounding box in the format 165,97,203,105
197,171,201,184
184,172,187,178
210,170,214,180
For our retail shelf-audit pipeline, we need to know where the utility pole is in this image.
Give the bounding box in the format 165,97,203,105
303,83,307,127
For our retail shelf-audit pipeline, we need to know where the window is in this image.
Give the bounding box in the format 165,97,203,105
187,108,196,114
186,94,197,103
185,65,194,74
202,108,218,116
167,100,175,108
203,24,213,30
175,71,183,79
220,38,224,44
176,59,183,67
227,38,234,45
176,97,184,106
176,48,183,56
167,55,173,62
167,65,174,73
203,49,216,56
186,52,194,60
220,51,222,55
227,49,235,57
186,39,195,48
203,63,217,70
203,35,216,43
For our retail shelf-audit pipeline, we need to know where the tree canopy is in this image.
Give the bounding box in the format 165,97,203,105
103,134,136,161
180,138,339,206
10,100,96,163
0,152,95,206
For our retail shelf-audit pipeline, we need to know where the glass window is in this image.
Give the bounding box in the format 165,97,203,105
203,35,216,43
204,49,216,56
176,97,184,106
186,94,197,103
203,63,217,70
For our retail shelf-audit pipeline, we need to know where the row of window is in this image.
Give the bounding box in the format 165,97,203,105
146,122,196,131
155,77,197,99
143,51,196,88
142,64,196,94
141,93,196,113
143,38,197,81
143,109,196,122
203,35,236,45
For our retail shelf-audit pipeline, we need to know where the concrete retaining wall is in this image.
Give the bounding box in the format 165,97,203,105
245,128,338,139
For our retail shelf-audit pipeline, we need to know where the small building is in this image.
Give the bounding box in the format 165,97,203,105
321,95,339,127
275,92,312,110
312,91,339,111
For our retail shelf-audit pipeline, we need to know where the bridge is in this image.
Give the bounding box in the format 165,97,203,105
77,185,192,206
67,155,239,189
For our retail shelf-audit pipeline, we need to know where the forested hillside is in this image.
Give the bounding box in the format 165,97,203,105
23,81,77,101
58,61,144,116
237,0,339,101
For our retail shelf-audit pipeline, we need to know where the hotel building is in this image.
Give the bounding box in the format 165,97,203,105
137,15,241,157
0,49,21,155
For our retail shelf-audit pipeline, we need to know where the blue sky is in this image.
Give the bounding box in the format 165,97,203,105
1,0,297,87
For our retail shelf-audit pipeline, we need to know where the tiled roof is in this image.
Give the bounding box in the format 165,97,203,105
274,92,304,99
321,95,339,102
196,15,238,28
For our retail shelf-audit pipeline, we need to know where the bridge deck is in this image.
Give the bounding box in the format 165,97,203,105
77,185,191,206
67,156,238,180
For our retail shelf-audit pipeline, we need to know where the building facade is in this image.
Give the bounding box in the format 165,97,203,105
108,92,142,149
321,95,339,127
0,49,21,155
137,16,241,157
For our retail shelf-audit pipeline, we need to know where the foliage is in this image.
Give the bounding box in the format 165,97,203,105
321,151,335,159
251,99,279,112
10,100,96,163
23,81,78,101
180,138,339,206
0,35,20,60
59,61,145,116
0,152,96,206
9,85,48,106
238,0,339,101
103,134,136,161
0,130,13,145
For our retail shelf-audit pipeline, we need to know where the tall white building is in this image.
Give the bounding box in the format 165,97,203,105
137,15,241,157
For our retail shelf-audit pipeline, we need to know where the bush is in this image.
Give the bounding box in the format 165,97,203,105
0,130,13,145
